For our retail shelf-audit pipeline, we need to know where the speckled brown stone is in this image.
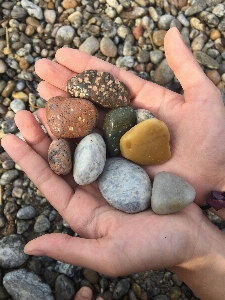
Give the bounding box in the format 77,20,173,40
46,96,98,138
66,70,131,109
48,139,72,175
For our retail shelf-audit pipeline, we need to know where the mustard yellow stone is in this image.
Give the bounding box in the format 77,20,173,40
120,118,171,165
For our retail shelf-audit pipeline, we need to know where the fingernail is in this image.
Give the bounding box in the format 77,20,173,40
80,286,93,299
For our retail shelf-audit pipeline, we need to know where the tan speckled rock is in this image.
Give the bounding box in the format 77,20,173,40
120,118,171,165
48,139,72,175
46,96,98,138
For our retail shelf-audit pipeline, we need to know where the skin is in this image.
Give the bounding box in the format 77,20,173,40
2,28,225,299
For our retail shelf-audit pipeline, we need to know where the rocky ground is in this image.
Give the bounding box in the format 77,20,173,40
0,0,225,299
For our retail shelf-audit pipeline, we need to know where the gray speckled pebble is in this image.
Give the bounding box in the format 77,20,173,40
73,133,106,185
17,206,36,219
3,269,54,300
98,157,151,213
151,172,196,215
135,109,155,124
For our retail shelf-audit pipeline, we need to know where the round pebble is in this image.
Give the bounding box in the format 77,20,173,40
10,99,26,113
79,36,100,55
98,157,152,213
73,133,106,185
46,96,98,138
48,139,72,175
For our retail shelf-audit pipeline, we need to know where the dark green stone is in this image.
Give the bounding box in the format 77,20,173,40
103,107,136,156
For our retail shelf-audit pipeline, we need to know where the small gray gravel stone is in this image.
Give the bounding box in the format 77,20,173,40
10,99,26,113
17,220,30,234
113,279,130,299
151,172,196,215
150,50,164,65
100,37,117,57
34,214,50,232
184,0,207,16
98,157,152,213
153,59,174,85
193,51,220,69
21,0,43,20
55,26,75,46
44,9,56,24
135,109,155,123
79,36,100,55
0,60,7,73
11,6,28,19
55,261,75,277
73,133,106,185
17,206,36,219
3,269,54,300
0,234,28,268
158,15,174,30
55,275,75,300
0,169,19,185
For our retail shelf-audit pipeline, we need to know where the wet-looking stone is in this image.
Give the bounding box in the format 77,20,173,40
120,118,171,165
66,70,131,109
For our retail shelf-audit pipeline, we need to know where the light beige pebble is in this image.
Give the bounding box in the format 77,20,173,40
100,37,117,57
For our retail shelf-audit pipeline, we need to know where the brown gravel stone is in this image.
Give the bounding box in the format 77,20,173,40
132,26,144,40
152,30,166,47
62,0,77,9
66,70,131,109
19,57,30,70
48,139,72,175
47,2,54,9
207,70,221,85
210,29,221,41
46,96,98,138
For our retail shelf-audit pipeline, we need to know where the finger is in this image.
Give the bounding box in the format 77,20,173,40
24,233,116,276
37,81,69,100
164,27,218,101
15,111,51,161
1,134,74,213
74,287,93,300
36,50,183,119
36,108,56,140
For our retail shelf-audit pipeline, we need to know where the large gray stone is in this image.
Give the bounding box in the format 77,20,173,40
151,172,196,215
98,157,151,213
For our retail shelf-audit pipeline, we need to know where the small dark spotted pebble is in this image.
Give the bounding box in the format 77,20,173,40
46,96,98,138
103,106,136,156
66,70,131,109
48,139,72,175
98,157,152,213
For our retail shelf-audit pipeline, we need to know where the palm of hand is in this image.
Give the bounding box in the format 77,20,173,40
2,28,225,274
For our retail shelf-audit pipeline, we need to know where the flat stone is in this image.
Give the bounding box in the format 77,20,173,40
79,36,99,55
46,96,98,138
151,172,196,215
120,118,171,165
135,109,155,123
55,26,75,47
103,107,136,156
21,0,43,20
73,133,106,185
98,157,151,213
0,234,28,268
100,37,117,57
153,59,174,85
184,0,207,16
48,139,72,175
120,7,147,19
67,70,130,109
3,269,54,300
17,206,36,219
10,99,26,113
193,51,220,69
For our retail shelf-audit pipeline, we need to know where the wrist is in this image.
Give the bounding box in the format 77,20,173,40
169,215,225,300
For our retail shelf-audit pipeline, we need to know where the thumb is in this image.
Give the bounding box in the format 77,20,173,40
164,27,215,98
24,233,113,275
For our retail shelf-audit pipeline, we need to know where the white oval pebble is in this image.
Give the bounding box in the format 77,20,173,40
73,133,106,185
98,157,152,213
151,172,196,215
10,99,26,113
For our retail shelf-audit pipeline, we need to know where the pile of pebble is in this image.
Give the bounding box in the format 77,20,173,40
1,0,225,299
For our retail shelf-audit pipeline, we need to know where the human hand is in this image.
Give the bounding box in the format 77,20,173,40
2,28,224,277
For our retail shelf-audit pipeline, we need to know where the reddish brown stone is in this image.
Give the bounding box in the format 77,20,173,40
132,26,144,40
46,96,98,138
48,139,72,175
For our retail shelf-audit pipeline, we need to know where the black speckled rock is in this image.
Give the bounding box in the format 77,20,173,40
103,106,136,156
98,157,152,213
66,70,131,108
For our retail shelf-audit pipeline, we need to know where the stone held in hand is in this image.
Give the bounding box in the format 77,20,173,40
151,172,196,215
66,70,131,109
48,139,72,175
103,106,137,156
46,96,98,138
73,132,106,185
120,118,171,165
98,157,152,214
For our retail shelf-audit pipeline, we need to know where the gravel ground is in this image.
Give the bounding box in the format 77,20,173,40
1,0,225,299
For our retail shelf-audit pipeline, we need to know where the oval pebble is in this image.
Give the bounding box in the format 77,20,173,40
66,70,131,109
151,172,196,215
73,132,106,185
46,97,98,138
16,206,36,219
98,157,152,213
103,106,136,156
10,99,26,113
48,139,72,175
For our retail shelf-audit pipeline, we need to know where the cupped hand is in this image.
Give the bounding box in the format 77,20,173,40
1,27,225,275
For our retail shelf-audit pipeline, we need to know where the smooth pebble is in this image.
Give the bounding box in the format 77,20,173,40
73,133,106,185
151,172,196,215
135,109,155,123
98,157,152,213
